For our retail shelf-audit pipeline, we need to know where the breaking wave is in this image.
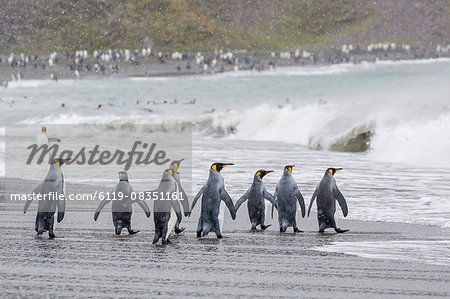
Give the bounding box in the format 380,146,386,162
15,100,450,168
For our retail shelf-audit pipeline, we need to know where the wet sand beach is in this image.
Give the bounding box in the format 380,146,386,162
0,210,449,298
1,178,449,298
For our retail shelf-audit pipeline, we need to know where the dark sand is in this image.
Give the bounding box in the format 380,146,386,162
0,180,449,298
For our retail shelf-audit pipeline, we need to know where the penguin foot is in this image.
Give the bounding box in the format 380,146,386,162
166,239,172,244
335,228,349,233
128,229,140,235
49,232,56,239
216,234,223,239
261,224,271,230
196,231,202,238
293,228,303,233
175,227,185,234
250,227,257,231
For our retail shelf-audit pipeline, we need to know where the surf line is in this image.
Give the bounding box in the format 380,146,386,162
26,141,170,170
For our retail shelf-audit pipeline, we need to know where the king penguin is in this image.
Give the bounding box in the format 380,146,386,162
307,168,349,233
190,163,236,238
94,171,151,235
152,168,182,245
24,158,69,238
169,159,190,234
235,169,275,230
272,165,305,233
36,126,61,146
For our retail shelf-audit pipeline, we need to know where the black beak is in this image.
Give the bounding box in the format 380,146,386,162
260,170,274,178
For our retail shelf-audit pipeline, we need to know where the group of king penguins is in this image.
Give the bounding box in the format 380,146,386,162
24,127,349,244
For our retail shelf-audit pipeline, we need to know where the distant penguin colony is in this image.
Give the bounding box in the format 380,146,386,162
3,41,445,86
24,127,350,243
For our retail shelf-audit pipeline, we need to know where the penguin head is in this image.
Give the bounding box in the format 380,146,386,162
211,162,234,172
166,168,180,176
118,171,128,181
284,165,295,173
170,158,184,170
256,169,273,179
326,168,342,175
41,126,47,133
52,158,70,167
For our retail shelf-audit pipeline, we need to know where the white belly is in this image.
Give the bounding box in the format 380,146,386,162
334,200,339,226
218,201,225,232
165,184,179,240
264,201,270,222
165,207,177,240
36,132,48,146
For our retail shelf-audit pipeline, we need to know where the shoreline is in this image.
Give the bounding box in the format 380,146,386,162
1,45,449,83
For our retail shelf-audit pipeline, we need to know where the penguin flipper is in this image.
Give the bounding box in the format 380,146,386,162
174,200,182,224
294,186,305,218
48,137,61,143
57,197,65,223
307,187,319,217
174,177,190,216
57,181,65,223
135,198,151,217
190,184,205,214
271,187,278,219
220,189,236,220
24,183,42,213
94,197,111,221
333,187,348,217
234,189,250,212
263,188,275,206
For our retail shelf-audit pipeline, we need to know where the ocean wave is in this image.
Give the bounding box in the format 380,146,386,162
315,240,450,267
12,99,450,168
373,57,450,66
369,113,450,168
